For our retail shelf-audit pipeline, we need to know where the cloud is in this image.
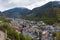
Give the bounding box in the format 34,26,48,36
26,0,57,9
26,0,50,9
0,0,58,11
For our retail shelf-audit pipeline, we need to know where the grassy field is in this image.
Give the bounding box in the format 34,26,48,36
55,23,60,40
55,23,60,27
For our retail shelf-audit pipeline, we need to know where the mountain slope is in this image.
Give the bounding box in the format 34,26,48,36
1,1,60,24
3,7,31,18
0,11,4,16
25,1,60,24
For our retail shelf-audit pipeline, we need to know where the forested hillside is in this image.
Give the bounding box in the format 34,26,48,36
25,1,60,24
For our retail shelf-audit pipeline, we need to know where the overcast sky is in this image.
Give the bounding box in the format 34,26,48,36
0,0,60,11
